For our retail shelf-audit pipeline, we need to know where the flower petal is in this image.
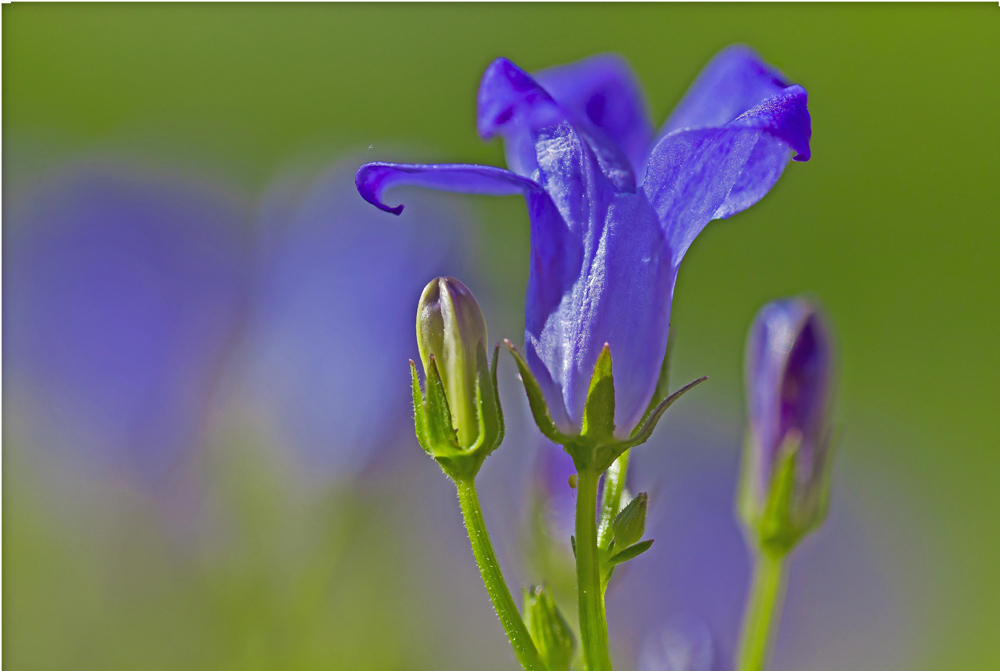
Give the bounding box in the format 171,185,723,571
526,191,674,437
534,53,654,178
658,45,792,139
355,161,543,214
643,85,811,267
477,57,636,194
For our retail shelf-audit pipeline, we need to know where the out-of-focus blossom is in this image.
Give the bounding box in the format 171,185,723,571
523,440,579,593
357,46,811,438
4,160,250,488
637,617,715,671
740,298,836,549
239,159,472,481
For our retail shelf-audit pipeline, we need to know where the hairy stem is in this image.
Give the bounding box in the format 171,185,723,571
736,550,787,671
575,467,614,671
454,477,546,671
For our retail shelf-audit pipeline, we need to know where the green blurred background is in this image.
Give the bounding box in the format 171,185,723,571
4,4,998,670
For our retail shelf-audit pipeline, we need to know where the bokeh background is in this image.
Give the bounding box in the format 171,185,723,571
4,4,998,671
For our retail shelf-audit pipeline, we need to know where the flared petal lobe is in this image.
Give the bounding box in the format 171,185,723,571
533,54,654,178
643,85,810,268
658,45,795,145
477,57,637,194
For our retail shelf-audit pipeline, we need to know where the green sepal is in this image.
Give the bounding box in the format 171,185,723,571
608,538,654,565
621,376,709,450
743,426,839,557
611,491,647,550
489,343,505,449
586,374,708,473
581,344,616,443
632,338,674,436
470,341,503,455
507,339,707,473
740,432,803,558
411,346,506,481
410,359,431,455
424,355,461,454
522,584,576,671
504,339,569,444
758,443,800,556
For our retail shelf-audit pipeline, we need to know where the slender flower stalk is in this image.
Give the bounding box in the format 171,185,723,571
736,552,787,671
455,477,547,671
410,277,544,669
575,467,614,671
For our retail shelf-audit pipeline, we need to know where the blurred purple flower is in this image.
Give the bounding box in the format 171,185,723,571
4,161,250,488
357,46,811,437
743,298,835,529
238,159,473,480
637,616,715,671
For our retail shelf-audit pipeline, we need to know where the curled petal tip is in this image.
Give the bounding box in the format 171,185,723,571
355,163,406,215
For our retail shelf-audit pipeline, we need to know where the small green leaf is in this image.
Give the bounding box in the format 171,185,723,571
608,538,654,565
504,340,567,444
410,360,431,454
570,535,577,559
581,344,616,442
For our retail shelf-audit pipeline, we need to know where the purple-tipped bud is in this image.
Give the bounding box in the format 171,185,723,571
740,297,836,552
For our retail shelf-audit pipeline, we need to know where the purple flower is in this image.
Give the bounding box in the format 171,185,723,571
741,297,835,541
5,160,249,488
356,46,811,438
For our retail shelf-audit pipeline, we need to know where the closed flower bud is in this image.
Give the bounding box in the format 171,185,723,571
611,491,648,551
523,584,576,671
411,277,503,479
739,297,836,554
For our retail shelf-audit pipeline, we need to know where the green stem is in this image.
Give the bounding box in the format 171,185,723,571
575,467,614,671
736,551,787,671
454,477,546,671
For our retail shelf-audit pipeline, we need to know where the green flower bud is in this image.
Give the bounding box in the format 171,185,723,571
523,584,576,671
417,277,489,446
411,277,503,479
611,491,648,551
